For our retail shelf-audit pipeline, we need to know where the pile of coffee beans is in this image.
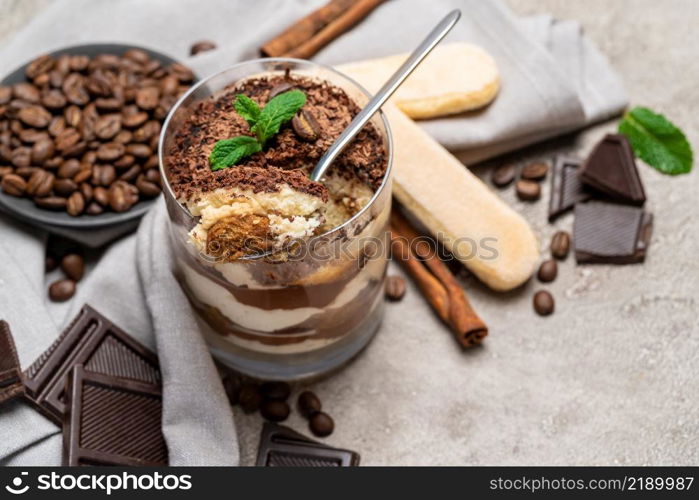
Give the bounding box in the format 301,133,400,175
533,230,571,316
45,237,86,302
0,50,194,216
222,374,335,438
491,160,549,202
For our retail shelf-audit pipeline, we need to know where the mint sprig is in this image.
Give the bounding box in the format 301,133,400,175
209,90,307,171
618,106,693,175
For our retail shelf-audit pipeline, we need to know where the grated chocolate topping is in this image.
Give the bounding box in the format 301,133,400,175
166,75,387,202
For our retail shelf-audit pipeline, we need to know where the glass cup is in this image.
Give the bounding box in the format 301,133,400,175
159,59,393,380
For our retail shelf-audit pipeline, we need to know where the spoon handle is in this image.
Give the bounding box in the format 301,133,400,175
310,9,461,182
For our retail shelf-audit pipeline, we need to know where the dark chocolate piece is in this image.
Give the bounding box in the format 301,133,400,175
256,423,360,467
63,365,167,466
548,156,591,221
574,201,653,264
579,134,646,205
23,304,160,424
0,321,24,404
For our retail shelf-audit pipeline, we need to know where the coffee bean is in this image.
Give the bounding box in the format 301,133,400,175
260,400,290,422
135,87,160,110
126,143,151,158
537,259,558,283
26,170,54,197
31,138,55,164
108,181,135,212
54,178,78,196
18,128,48,143
49,69,65,88
48,116,66,137
57,158,81,178
66,191,85,216
0,166,13,180
73,166,92,184
93,186,109,206
169,62,194,83
15,166,38,179
18,105,51,128
1,174,26,196
49,278,76,302
26,54,54,79
97,142,125,161
62,73,90,105
85,201,103,215
34,196,67,210
291,109,320,142
190,40,217,56
550,231,571,260
10,147,31,167
95,114,121,140
93,164,116,186
309,412,334,437
61,253,85,280
0,86,12,105
521,161,549,181
133,120,160,142
491,163,516,188
145,168,160,184
41,89,66,110
298,391,321,418
260,381,291,401
124,48,150,65
86,70,112,97
119,165,140,182
69,55,90,72
222,375,241,406
135,175,161,197
113,130,133,145
45,255,58,272
122,110,149,128
515,179,541,201
64,105,82,128
13,83,40,103
238,383,262,413
79,182,93,202
94,97,123,112
55,128,81,152
533,290,555,316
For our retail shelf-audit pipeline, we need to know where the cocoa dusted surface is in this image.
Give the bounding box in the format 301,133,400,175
167,75,387,202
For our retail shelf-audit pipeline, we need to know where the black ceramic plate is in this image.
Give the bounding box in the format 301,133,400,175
0,43,189,229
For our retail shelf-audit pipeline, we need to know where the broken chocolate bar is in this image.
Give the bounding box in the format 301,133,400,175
63,365,167,466
23,305,160,424
574,201,653,264
579,134,646,206
0,320,24,405
548,156,591,221
256,423,360,467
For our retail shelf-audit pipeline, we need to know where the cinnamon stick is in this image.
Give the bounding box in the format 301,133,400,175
260,0,386,59
391,211,488,347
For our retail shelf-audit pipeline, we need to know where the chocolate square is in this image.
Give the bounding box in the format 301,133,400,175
63,365,167,466
574,201,653,264
548,156,592,221
579,134,646,206
256,423,360,467
23,304,160,423
0,320,24,405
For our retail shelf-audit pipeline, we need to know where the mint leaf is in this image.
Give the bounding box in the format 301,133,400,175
618,106,693,175
209,136,262,170
234,94,261,128
252,90,306,144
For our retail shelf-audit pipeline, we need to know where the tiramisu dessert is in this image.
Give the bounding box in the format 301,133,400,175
161,67,391,377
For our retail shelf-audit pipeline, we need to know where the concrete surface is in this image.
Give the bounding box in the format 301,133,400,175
1,0,697,465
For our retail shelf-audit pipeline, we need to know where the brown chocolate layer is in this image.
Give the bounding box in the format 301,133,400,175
167,75,387,202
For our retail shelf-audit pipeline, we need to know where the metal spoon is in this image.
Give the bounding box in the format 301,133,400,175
310,9,461,182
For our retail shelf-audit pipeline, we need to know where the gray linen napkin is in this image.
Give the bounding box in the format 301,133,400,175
0,0,627,465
